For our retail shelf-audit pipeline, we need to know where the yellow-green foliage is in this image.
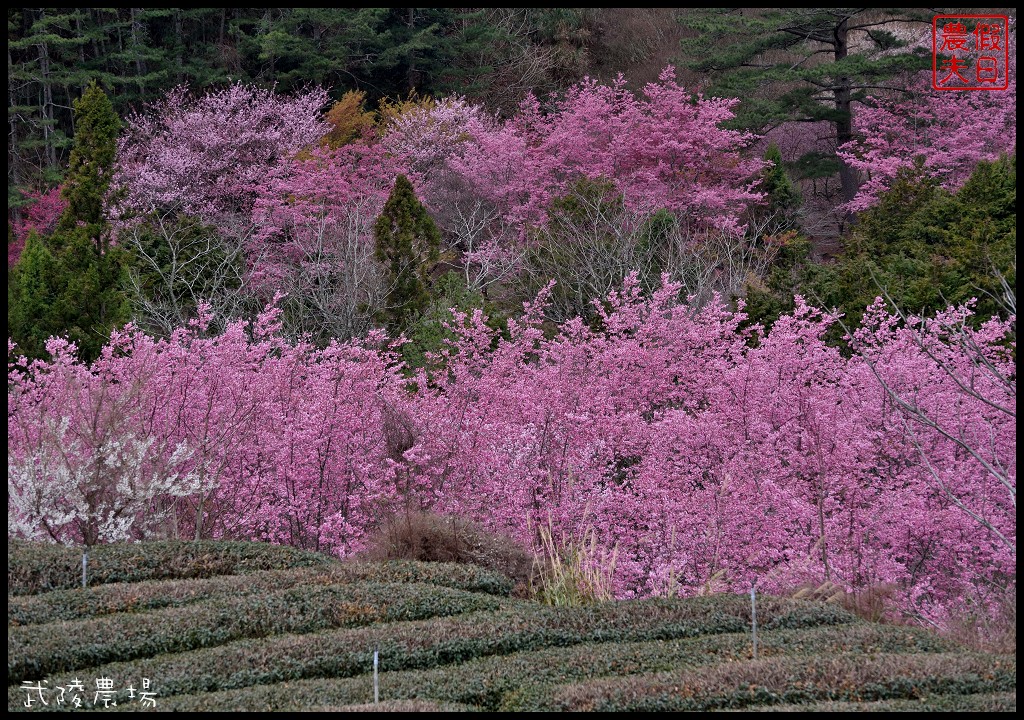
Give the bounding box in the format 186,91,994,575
322,90,378,147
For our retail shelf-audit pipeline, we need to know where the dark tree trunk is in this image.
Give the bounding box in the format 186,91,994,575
833,16,859,219
407,8,419,93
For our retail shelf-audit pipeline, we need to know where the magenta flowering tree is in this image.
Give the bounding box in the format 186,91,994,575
452,67,766,233
9,186,67,266
838,66,1016,212
8,276,1014,626
409,280,1014,622
113,83,330,223
8,300,413,554
252,144,406,247
7,334,208,545
259,67,767,243
410,277,753,587
846,299,1016,622
380,97,487,178
107,69,772,336
113,84,455,342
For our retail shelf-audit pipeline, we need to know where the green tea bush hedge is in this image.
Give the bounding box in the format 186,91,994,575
16,595,857,708
8,541,1010,714
506,653,1016,711
7,540,335,595
9,561,513,626
150,622,958,711
9,582,500,682
737,692,1016,712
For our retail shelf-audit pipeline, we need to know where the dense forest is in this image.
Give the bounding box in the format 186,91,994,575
7,8,1016,632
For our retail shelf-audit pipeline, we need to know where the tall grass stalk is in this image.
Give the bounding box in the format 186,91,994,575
531,515,618,607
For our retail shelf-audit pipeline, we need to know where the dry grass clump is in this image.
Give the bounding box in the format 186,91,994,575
362,511,623,606
360,512,539,595
531,519,618,607
789,581,899,624
944,588,1016,655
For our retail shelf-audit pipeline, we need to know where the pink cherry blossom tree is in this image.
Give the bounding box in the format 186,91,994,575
452,67,766,234
8,282,1014,625
113,83,329,223
8,301,413,554
9,186,67,266
838,64,1016,212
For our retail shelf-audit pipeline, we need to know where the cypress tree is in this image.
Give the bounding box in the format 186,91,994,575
8,82,128,361
373,175,440,332
58,81,121,246
8,233,58,358
761,143,800,219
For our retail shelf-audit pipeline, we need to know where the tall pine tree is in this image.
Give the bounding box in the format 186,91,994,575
678,9,933,210
373,175,440,333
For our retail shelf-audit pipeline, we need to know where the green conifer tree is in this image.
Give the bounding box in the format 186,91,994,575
761,143,800,220
373,175,441,332
8,233,58,358
58,81,121,245
812,155,1016,328
678,9,933,208
8,82,128,361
